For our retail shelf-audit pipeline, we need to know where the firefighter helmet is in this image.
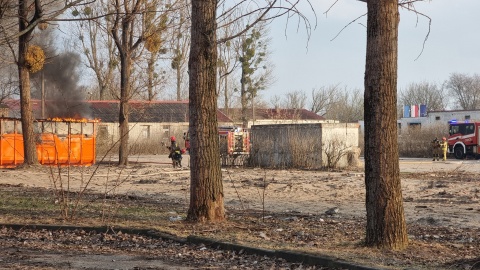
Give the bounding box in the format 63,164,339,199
170,136,176,142
442,137,446,141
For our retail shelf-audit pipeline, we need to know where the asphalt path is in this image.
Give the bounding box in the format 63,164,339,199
395,157,480,173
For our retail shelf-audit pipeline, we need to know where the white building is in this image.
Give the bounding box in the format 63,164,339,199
397,109,480,133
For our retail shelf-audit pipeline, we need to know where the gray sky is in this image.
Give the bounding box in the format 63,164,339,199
266,0,480,99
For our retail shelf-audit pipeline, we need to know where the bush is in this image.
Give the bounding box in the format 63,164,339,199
398,124,448,158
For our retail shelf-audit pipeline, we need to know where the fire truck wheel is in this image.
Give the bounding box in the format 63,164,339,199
453,146,465,160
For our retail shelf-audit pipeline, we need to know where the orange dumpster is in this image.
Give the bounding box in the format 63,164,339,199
0,118,99,168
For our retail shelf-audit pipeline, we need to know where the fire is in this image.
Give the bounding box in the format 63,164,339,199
46,117,101,123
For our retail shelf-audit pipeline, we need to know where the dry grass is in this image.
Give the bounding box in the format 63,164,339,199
1,172,479,270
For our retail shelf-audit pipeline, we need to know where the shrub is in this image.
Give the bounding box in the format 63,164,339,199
398,124,448,158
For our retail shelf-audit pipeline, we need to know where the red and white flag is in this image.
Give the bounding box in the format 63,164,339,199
411,105,419,117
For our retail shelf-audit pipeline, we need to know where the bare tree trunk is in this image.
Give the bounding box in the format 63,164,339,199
187,0,225,222
18,0,38,165
176,61,181,101
224,73,229,113
147,52,156,101
118,52,131,166
240,70,248,128
364,0,408,250
18,61,38,165
111,0,146,166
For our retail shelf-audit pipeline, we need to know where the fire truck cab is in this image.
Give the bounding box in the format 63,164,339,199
447,121,480,159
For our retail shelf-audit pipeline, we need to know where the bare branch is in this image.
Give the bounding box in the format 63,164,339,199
217,0,316,45
0,0,92,46
399,4,432,60
330,13,366,41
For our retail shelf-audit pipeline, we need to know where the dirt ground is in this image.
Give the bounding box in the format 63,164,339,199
0,154,479,269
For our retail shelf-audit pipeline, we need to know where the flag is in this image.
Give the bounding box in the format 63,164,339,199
411,105,419,117
403,105,411,118
420,104,427,117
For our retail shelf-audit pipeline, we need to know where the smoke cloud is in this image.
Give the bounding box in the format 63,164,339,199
32,29,91,119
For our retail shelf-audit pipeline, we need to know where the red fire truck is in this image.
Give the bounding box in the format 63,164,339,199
183,127,251,165
447,121,480,159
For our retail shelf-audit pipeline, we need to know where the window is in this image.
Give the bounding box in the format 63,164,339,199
97,126,109,139
449,123,475,135
163,125,169,136
449,125,459,135
435,116,441,121
408,123,421,131
465,115,471,120
141,125,151,139
465,123,475,135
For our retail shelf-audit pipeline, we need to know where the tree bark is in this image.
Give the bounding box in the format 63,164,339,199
147,52,156,101
364,0,408,250
18,0,38,165
240,69,248,128
118,52,130,166
176,59,181,101
187,0,225,222
111,0,144,166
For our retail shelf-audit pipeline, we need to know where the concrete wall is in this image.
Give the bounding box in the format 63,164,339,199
250,123,359,169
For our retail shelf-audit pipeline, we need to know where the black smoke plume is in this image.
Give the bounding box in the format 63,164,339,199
31,29,91,119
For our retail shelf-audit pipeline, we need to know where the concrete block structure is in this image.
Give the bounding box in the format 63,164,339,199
250,123,360,169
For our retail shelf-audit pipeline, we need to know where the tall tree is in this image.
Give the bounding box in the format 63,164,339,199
110,0,143,166
363,0,408,249
188,0,312,222
237,24,271,128
17,0,44,165
187,0,224,222
169,0,190,101
143,1,170,101
216,6,241,114
71,1,118,100
110,0,171,165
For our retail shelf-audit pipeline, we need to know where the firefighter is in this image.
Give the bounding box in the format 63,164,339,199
168,136,182,167
440,137,448,161
168,136,181,158
431,138,440,161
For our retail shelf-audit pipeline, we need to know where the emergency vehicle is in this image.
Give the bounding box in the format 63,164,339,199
447,120,480,159
183,126,251,165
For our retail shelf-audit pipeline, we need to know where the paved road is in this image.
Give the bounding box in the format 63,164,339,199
386,157,480,173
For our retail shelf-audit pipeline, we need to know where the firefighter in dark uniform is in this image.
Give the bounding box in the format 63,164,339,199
168,136,181,157
431,138,440,161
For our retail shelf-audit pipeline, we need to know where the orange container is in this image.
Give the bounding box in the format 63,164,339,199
0,118,98,168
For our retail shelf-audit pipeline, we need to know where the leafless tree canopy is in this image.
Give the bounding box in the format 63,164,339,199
399,81,446,111
445,73,480,110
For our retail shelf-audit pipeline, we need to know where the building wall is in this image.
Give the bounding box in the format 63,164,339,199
396,110,480,133
250,123,359,169
96,122,190,149
96,121,235,152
